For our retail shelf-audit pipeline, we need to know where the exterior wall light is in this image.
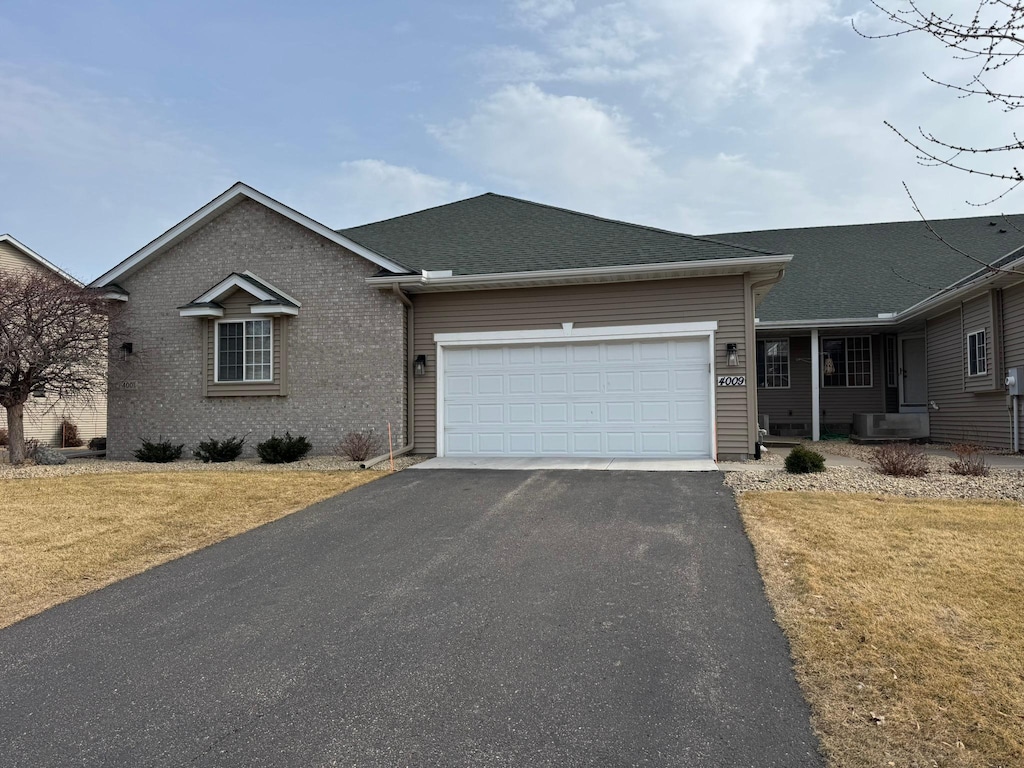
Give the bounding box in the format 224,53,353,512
726,343,739,367
414,354,427,376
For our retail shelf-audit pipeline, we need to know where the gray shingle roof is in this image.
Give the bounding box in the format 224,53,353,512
709,215,1024,322
339,193,780,276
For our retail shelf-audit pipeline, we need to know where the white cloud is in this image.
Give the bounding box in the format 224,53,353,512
512,0,576,30
429,84,660,210
300,160,477,228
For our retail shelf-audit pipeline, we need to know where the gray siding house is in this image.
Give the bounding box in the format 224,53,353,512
715,217,1024,448
88,183,1024,460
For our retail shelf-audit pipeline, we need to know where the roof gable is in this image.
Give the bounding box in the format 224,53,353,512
88,182,411,289
340,193,782,276
710,215,1024,322
0,234,82,286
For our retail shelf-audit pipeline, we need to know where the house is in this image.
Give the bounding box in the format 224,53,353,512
1,235,107,447
713,218,1024,449
90,184,789,461
87,182,1024,461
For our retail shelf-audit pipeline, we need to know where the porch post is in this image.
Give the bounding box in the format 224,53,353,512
811,328,821,441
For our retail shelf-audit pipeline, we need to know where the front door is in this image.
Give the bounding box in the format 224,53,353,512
899,336,927,411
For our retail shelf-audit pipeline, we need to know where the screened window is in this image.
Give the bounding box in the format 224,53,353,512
756,338,790,388
967,330,987,376
217,320,272,382
822,336,872,388
886,336,898,388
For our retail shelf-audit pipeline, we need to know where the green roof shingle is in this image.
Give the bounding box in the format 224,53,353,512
339,193,780,276
709,216,1024,322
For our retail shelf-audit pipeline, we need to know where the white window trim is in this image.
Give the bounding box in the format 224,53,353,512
822,335,873,389
967,328,988,377
756,337,791,389
433,321,718,460
214,317,274,384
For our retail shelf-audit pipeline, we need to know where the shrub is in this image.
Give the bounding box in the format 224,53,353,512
869,442,929,477
61,419,84,447
784,445,826,474
948,443,990,477
134,438,184,463
88,436,107,451
193,436,245,463
0,428,7,447
336,431,381,462
256,432,311,464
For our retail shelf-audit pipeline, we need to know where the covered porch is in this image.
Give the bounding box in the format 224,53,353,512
754,325,929,441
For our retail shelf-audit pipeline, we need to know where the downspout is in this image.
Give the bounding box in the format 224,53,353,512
748,270,786,455
361,284,416,468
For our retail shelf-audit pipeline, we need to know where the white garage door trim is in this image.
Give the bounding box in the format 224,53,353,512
434,321,718,458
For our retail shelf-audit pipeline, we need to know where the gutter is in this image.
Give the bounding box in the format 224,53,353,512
361,284,416,468
366,254,793,291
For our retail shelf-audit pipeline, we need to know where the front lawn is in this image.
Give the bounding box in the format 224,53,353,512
0,471,377,628
740,492,1024,768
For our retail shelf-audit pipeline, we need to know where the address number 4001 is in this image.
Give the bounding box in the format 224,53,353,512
716,376,746,387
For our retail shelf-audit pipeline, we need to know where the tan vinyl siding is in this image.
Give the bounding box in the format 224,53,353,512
23,393,106,446
962,294,995,391
413,275,753,458
0,241,48,276
997,282,1024,448
204,289,286,397
927,307,1008,448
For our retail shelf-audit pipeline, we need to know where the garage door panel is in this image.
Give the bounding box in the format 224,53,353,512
605,371,635,392
441,337,712,458
509,374,535,394
639,371,670,392
540,374,568,393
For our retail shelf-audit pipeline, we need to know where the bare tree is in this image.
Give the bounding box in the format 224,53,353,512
0,271,118,465
855,0,1024,202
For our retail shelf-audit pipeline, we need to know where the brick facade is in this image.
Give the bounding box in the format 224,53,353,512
107,199,406,459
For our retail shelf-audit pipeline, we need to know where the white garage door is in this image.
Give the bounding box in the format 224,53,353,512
441,337,712,458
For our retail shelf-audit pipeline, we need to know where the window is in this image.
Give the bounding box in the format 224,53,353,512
886,336,898,388
216,319,272,382
967,329,987,376
822,336,872,387
756,338,790,388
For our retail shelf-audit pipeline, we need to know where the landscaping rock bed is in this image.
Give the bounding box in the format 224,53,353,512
0,452,428,479
726,465,1024,503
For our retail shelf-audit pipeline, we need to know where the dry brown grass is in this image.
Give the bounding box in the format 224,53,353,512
0,471,378,628
740,492,1024,768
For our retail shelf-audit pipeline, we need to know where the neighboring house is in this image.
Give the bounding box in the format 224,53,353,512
713,218,1024,449
87,182,1024,461
90,183,789,461
0,235,107,447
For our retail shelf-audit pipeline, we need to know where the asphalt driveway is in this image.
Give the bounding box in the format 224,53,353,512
0,470,822,767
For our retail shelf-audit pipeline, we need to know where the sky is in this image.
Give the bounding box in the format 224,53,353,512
1,0,1021,282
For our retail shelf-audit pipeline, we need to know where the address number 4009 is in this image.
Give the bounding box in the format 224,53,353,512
716,376,746,387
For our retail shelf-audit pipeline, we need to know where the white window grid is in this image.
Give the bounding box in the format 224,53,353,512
967,329,987,377
822,336,873,388
216,318,273,383
757,338,790,388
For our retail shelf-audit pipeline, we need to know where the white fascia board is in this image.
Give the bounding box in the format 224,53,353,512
367,254,793,290
195,274,276,304
241,270,302,307
249,304,299,316
88,182,410,288
101,290,129,301
434,321,718,346
0,234,83,286
755,317,895,330
179,306,224,318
